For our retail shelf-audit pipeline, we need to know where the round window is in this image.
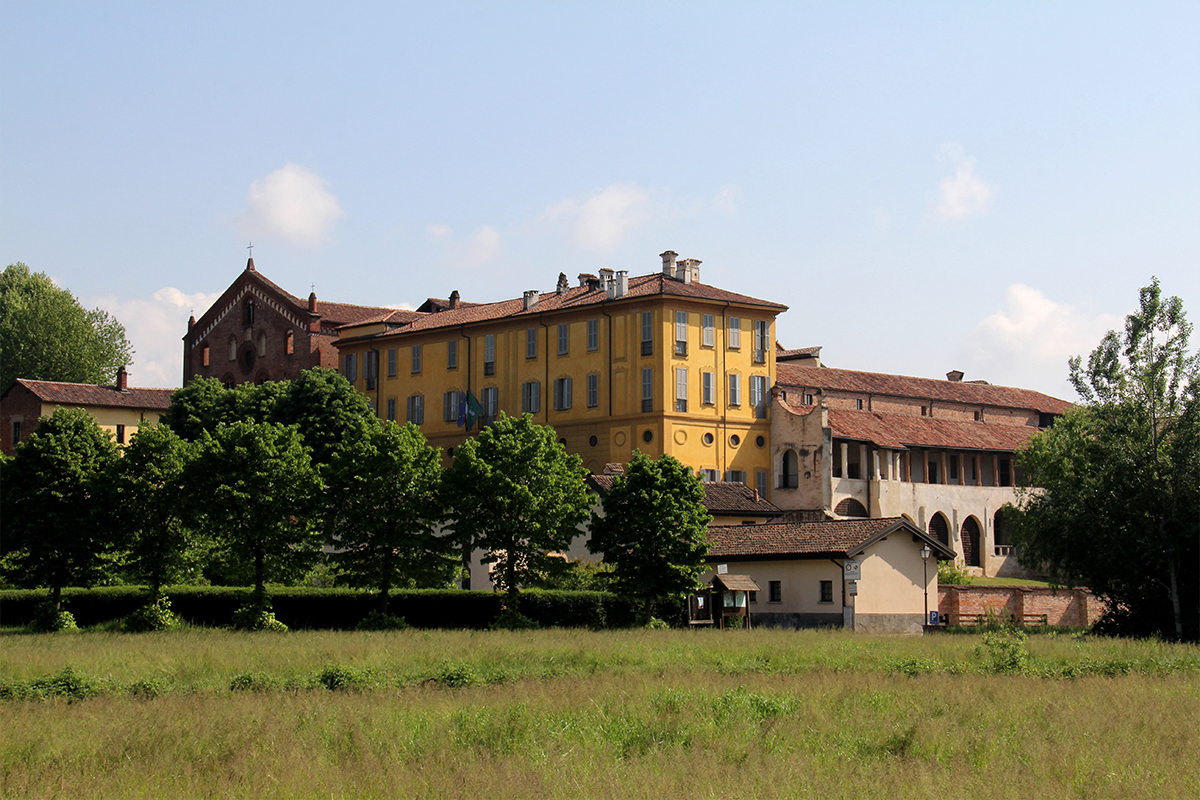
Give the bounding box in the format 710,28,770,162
642,430,653,443
756,435,766,448
589,435,598,447
558,438,567,446
730,434,741,447
703,433,714,445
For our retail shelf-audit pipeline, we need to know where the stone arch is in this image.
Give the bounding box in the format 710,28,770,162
257,331,267,357
961,516,982,567
220,372,236,388
255,369,270,386
994,508,1010,547
834,497,868,518
928,512,951,548
781,449,799,488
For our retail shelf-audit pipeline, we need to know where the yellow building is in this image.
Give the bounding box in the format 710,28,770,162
333,252,787,493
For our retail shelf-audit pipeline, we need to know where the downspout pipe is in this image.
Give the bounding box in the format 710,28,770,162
601,300,614,417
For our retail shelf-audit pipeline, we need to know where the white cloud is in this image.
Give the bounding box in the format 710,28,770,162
240,163,345,246
959,284,1121,397
928,143,994,220
543,184,649,251
466,225,502,266
427,224,453,239
712,184,740,217
91,287,221,388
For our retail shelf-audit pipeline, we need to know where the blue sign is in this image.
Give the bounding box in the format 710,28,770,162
928,611,940,626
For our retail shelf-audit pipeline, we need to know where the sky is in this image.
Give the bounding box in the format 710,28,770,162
3,1,1197,398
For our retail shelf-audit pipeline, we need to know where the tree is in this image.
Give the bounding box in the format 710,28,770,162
325,421,455,613
0,408,120,608
1010,278,1199,640
186,421,325,601
108,424,202,596
159,377,254,441
588,452,713,623
0,263,133,391
443,413,591,602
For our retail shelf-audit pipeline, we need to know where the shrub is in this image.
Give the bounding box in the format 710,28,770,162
315,664,369,691
127,678,167,699
231,603,288,632
229,672,276,692
30,666,97,701
123,596,178,632
644,616,671,630
356,610,410,631
888,656,946,676
431,661,479,688
937,561,974,585
29,600,78,632
978,629,1028,674
490,607,539,630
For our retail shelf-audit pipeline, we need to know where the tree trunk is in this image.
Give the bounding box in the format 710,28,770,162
254,547,266,605
380,549,392,615
51,583,62,612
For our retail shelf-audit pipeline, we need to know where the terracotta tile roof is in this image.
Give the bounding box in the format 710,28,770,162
775,345,822,361
339,273,787,341
713,574,760,591
777,364,1071,414
825,408,1041,453
707,517,955,560
587,474,782,517
334,308,427,328
240,265,399,327
12,379,174,410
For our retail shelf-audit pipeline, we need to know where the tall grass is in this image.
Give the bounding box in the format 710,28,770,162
2,629,1198,798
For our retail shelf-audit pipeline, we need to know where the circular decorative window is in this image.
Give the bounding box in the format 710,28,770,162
756,435,766,448
703,433,714,445
589,435,598,447
558,438,567,446
642,430,653,443
730,434,741,447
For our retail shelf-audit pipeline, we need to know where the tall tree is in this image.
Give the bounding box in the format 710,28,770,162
0,408,120,607
588,452,713,623
109,424,202,595
325,422,455,613
1011,278,1199,640
0,263,133,390
159,377,254,441
443,413,591,601
187,421,325,601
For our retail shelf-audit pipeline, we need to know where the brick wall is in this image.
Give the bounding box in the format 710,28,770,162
938,584,1105,627
0,385,42,455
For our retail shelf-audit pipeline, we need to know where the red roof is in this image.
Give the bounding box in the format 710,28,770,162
824,408,1041,452
777,364,1071,414
10,379,174,410
213,260,400,329
707,517,955,560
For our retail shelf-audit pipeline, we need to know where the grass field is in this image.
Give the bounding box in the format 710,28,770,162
2,627,1198,799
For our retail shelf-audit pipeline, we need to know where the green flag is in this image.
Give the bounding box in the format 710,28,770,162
464,390,483,431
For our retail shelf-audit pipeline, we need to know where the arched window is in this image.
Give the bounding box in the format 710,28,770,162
201,342,210,367
835,497,868,517
285,331,294,355
228,336,238,362
781,449,799,488
257,332,267,357
994,509,1010,546
961,517,981,567
928,512,950,547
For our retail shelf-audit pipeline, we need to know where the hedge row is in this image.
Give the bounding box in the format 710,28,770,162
0,587,648,630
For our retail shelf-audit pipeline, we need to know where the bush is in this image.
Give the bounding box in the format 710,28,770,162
123,596,177,632
978,629,1029,674
356,610,409,631
490,607,539,630
937,561,974,585
127,678,167,699
28,666,97,701
229,672,276,692
231,603,288,632
315,664,369,691
431,661,479,688
645,616,671,630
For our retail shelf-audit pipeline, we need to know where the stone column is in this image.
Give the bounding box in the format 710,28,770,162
859,444,868,480
992,454,1000,487
872,449,881,480
840,441,848,479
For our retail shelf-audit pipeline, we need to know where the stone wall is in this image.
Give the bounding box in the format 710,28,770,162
938,584,1105,627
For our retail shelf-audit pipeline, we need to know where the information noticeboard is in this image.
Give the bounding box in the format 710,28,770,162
843,560,861,581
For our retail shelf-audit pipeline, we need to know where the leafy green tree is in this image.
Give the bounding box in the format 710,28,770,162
109,424,202,596
187,421,325,601
325,421,455,612
0,263,133,390
0,408,120,608
443,413,591,602
588,452,713,623
1011,278,1199,640
160,377,253,441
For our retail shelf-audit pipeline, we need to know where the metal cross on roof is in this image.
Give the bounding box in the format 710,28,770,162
247,241,254,257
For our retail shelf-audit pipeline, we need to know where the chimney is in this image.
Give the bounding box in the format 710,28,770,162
246,258,256,272
117,365,128,392
578,273,599,289
598,268,614,291
557,272,569,295
308,291,317,313
449,290,460,309
660,250,678,276
946,370,964,383
615,270,629,298
523,290,540,310
677,257,702,285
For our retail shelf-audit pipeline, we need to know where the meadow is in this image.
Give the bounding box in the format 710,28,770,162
2,627,1198,799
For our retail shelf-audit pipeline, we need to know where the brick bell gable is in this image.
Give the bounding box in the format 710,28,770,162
183,258,400,387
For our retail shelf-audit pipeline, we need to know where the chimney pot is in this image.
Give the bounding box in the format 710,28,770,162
449,290,460,309
117,365,128,392
660,250,678,276
523,290,540,310
947,370,964,382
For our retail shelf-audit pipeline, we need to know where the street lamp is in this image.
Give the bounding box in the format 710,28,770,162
921,544,932,628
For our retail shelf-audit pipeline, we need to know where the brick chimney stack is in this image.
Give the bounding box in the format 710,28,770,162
117,365,129,392
308,291,317,313
449,290,460,309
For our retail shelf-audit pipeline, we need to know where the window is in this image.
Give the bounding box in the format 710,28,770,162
753,320,770,363
526,328,537,359
726,470,746,484
949,454,959,481
443,390,460,422
749,375,767,419
449,339,460,370
675,368,688,412
554,377,573,410
344,353,358,381
756,470,767,496
386,398,396,421
201,344,210,367
411,345,422,374
769,581,782,603
482,387,498,423
285,332,294,356
702,314,714,346
804,393,814,405
702,372,714,405
558,323,569,355
587,319,599,351
587,374,599,408
641,312,653,356
728,317,741,349
819,580,833,603
748,590,757,604
407,395,424,424
245,301,255,325
674,311,687,356
999,458,1012,487
116,424,126,444
855,398,863,410
641,368,653,412
387,348,397,377
365,350,379,390
522,381,541,413
481,336,491,374
700,468,718,482
729,374,741,406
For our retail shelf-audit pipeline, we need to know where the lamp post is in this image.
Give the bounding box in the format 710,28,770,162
921,544,932,628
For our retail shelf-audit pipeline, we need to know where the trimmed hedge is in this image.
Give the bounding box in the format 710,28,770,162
0,586,645,630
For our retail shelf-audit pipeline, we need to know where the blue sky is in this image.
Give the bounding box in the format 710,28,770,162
3,1,1197,396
